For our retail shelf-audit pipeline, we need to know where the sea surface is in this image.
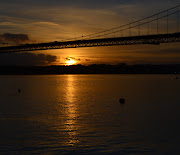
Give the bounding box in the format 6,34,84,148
0,74,180,154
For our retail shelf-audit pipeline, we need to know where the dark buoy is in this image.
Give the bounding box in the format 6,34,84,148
18,88,21,93
119,98,125,104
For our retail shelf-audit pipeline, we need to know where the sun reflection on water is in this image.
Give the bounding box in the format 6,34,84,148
64,75,79,146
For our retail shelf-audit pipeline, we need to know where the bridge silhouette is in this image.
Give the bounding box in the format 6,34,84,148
0,4,180,53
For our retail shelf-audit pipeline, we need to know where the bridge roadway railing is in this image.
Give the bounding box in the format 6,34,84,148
0,33,180,53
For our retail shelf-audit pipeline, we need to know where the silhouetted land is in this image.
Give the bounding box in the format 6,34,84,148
0,64,180,75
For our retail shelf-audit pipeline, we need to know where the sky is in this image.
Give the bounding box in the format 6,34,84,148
0,0,180,66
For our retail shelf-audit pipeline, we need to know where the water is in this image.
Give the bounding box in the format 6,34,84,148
0,75,180,154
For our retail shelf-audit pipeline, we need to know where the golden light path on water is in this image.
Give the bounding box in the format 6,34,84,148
64,75,79,146
51,75,80,147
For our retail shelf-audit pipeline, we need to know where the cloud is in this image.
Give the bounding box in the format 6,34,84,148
65,56,81,61
0,0,179,42
0,53,57,66
0,33,29,44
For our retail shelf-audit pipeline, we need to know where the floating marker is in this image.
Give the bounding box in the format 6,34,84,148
18,88,21,93
119,98,125,104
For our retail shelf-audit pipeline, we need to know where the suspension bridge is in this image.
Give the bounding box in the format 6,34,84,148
0,4,180,53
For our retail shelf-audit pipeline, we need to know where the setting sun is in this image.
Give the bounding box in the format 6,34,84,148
66,59,76,66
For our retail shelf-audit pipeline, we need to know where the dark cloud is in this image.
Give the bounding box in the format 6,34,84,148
65,57,71,61
155,48,180,54
65,56,81,61
1,0,178,10
0,33,29,44
0,0,131,8
0,53,57,66
85,59,91,61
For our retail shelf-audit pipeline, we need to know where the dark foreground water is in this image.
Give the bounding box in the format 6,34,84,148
0,75,180,154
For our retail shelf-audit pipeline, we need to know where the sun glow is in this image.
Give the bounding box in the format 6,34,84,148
66,59,76,66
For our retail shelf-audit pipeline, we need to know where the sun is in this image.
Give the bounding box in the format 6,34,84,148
66,59,76,66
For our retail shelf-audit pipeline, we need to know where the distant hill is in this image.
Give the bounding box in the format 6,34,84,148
0,64,180,75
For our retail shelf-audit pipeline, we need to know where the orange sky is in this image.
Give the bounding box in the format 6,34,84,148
0,1,180,66
30,42,180,66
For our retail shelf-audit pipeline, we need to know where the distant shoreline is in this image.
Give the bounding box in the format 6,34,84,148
0,64,180,75
0,73,177,76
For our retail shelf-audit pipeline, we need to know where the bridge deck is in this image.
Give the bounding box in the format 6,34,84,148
0,33,180,53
